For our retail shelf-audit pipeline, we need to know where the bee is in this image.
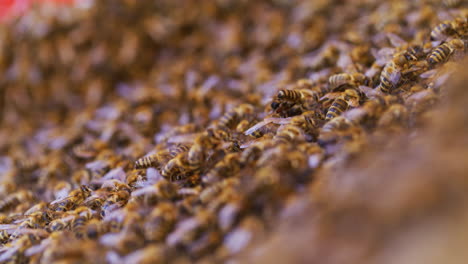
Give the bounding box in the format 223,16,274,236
130,181,178,205
134,150,170,170
328,73,368,90
235,119,252,133
85,219,109,239
324,89,362,120
188,229,222,258
392,46,425,69
376,61,402,94
144,202,178,242
321,116,354,133
273,125,305,144
0,230,10,243
166,210,216,248
169,143,191,158
71,215,89,238
307,44,340,70
442,0,461,7
17,212,47,229
217,104,254,129
160,152,194,181
0,190,34,212
222,216,265,256
428,39,465,65
377,104,409,128
71,143,99,159
239,139,275,166
203,153,241,184
187,132,219,172
72,169,92,186
102,190,130,214
451,17,467,36
48,217,72,232
430,21,456,41
276,89,303,102
199,178,239,204
49,185,92,212
289,110,324,140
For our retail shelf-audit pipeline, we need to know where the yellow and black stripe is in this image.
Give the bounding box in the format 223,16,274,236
326,98,348,120
428,43,452,65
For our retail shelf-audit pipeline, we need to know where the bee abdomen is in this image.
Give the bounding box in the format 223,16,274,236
428,44,452,65
326,98,348,120
277,89,302,101
134,154,158,169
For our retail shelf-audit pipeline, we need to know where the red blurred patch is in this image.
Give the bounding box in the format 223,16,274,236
0,0,74,21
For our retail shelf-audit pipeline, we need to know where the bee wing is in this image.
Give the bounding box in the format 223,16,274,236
372,47,396,64
244,117,290,137
358,85,379,98
0,247,20,263
0,224,18,231
25,240,50,257
389,70,402,85
167,133,199,144
319,92,342,102
387,33,408,47
337,52,354,71
419,69,438,79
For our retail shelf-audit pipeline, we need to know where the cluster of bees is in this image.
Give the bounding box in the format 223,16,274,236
0,0,466,263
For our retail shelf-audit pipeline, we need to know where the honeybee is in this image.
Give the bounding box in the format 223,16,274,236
376,61,402,94
321,116,354,133
49,185,92,212
0,190,34,212
101,190,130,214
305,44,340,70
328,73,368,90
71,215,89,238
160,152,196,181
71,169,92,186
144,202,177,242
323,89,362,120
71,143,99,159
130,181,178,205
203,153,241,184
199,178,240,204
273,125,305,144
83,219,107,239
376,104,409,128
217,104,255,129
16,212,47,229
428,39,465,65
166,209,216,248
134,150,170,170
48,217,72,232
239,139,275,166
188,229,222,258
0,230,47,263
430,20,456,41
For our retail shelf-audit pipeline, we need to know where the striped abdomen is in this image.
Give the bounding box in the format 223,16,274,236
428,43,452,65
277,89,302,101
134,154,158,169
326,98,348,120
